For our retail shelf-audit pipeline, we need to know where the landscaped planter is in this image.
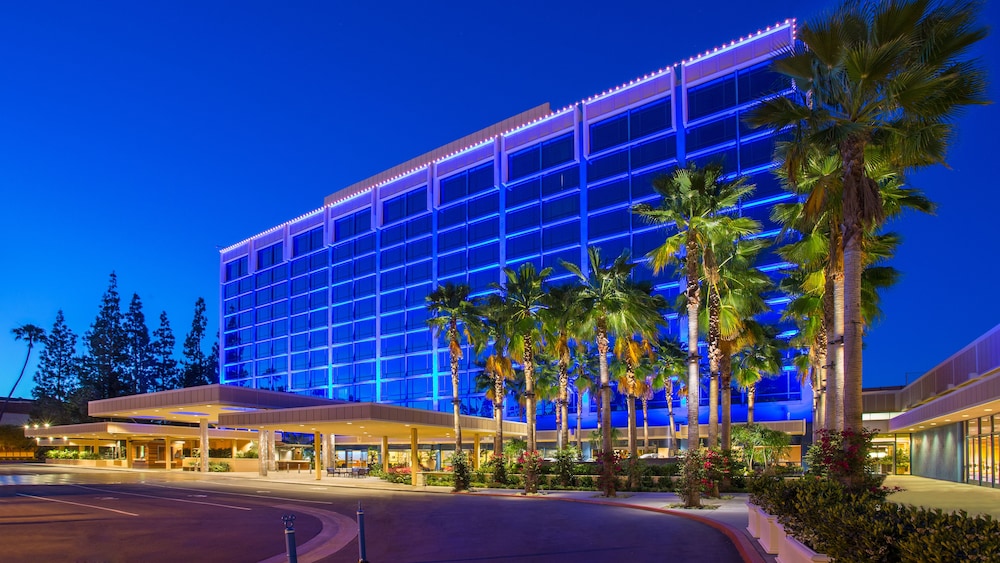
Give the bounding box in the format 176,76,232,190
758,514,786,555
746,502,763,538
776,533,831,563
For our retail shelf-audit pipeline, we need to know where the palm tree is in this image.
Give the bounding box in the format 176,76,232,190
562,247,635,457
426,283,481,458
573,341,599,454
494,263,551,452
652,338,686,455
611,283,665,459
2,324,47,422
747,0,988,431
733,324,784,425
480,294,516,459
634,163,757,453
540,284,588,450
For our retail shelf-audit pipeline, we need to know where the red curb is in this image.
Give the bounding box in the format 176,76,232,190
472,492,765,563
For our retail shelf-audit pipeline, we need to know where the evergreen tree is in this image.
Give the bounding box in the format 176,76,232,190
79,272,129,399
207,337,220,384
123,293,155,395
151,311,179,390
181,297,210,387
31,310,79,424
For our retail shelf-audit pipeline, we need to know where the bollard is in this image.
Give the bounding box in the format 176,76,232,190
282,514,298,563
357,502,368,563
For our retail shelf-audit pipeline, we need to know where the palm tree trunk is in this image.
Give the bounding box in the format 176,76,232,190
597,321,612,455
523,335,536,452
666,379,676,456
685,240,701,452
720,352,733,450
747,384,756,425
576,389,583,453
641,395,649,453
558,360,569,450
449,323,463,453
627,393,637,459
0,343,34,422
494,375,505,457
842,237,864,433
706,257,721,449
823,249,844,432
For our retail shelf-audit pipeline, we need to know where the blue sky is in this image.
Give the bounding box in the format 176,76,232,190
2,1,997,399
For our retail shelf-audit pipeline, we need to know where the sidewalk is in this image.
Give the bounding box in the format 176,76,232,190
884,474,1000,518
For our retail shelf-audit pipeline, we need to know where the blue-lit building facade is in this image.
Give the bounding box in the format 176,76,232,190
219,22,812,439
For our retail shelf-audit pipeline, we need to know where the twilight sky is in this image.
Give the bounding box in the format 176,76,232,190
2,1,997,399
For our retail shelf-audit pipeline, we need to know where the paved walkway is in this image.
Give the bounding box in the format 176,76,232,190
884,474,1000,518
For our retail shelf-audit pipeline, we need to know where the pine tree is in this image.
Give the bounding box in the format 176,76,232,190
32,310,79,424
123,293,155,395
151,311,179,390
181,297,210,388
79,272,128,399
207,337,220,385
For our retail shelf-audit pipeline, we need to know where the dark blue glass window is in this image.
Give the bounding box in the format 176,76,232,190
406,284,431,308
356,319,376,339
589,209,630,240
507,205,539,234
541,167,580,197
381,290,405,312
509,146,540,181
406,308,428,331
383,187,427,225
509,133,574,182
355,275,375,297
738,62,788,104
439,227,466,253
469,268,499,294
331,242,352,264
292,228,324,258
467,192,499,220
740,136,777,170
356,297,375,318
382,335,405,356
632,229,664,259
406,331,431,352
406,237,431,262
382,267,405,290
507,232,541,260
588,179,629,211
468,163,494,195
687,75,736,121
331,283,351,304
631,166,673,201
507,179,540,209
406,260,432,285
541,134,574,169
630,98,672,139
542,220,580,251
438,252,466,277
440,174,467,205
406,215,432,239
355,233,375,255
439,204,466,229
354,340,375,361
631,136,676,168
542,194,579,223
225,257,249,282
468,244,499,269
382,312,404,335
354,254,375,276
690,148,738,176
332,303,351,324
407,354,432,376
747,170,783,200
382,245,405,269
590,113,629,153
687,116,738,152
542,246,580,273
382,223,405,247
334,209,370,240
588,150,629,182
468,217,499,244
256,243,283,270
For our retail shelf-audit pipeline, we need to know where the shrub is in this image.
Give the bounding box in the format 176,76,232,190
675,448,709,506
596,450,621,497
208,448,233,459
805,428,885,493
623,458,647,491
488,454,508,486
208,462,230,472
236,447,258,459
577,475,594,488
518,450,543,493
553,447,578,487
78,451,101,460
450,450,471,492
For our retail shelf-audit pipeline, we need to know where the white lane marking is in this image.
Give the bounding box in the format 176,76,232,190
71,485,252,511
148,483,333,505
17,493,138,517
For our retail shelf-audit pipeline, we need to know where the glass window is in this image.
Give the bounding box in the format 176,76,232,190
541,134,574,169
355,275,375,297
509,145,541,182
381,290,405,312
507,204,540,234
543,246,581,273
331,283,351,304
541,167,580,197
468,163,494,195
687,116,738,152
440,173,467,205
631,136,676,169
741,136,777,170
687,74,736,121
406,237,432,262
588,149,629,182
382,267,405,290
542,193,579,224
439,203,466,230
355,319,376,339
468,243,499,269
689,148,738,176
438,252,467,277
225,256,249,282
406,284,431,308
589,209,630,240
354,254,375,276
590,113,629,153
406,260,432,285
332,303,351,324
542,219,580,251
356,297,376,318
381,334,405,356
292,228,324,258
630,98,672,139
468,192,500,220
355,233,375,255
382,245,405,269
382,312,405,335
256,243,283,270
382,223,406,247
468,217,499,244
588,178,629,211
383,193,407,225
507,232,541,260
439,227,466,253
406,331,431,352
406,214,432,239
406,308,428,331
331,242,352,265
507,178,540,209
738,62,789,104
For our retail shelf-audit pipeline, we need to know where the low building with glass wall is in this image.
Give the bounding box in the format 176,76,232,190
863,322,1000,486
218,21,813,445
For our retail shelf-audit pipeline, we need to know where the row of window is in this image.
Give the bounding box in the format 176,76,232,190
686,61,789,122
590,98,673,154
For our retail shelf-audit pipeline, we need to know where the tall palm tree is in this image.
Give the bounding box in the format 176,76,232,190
634,163,756,453
426,283,482,458
562,247,634,457
2,324,47,422
611,283,665,459
494,262,551,452
652,338,686,455
573,341,599,454
480,294,516,458
747,0,988,431
540,284,588,450
733,324,784,425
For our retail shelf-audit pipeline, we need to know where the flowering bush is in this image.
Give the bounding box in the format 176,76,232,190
805,428,889,494
675,448,708,506
450,450,471,492
488,454,507,486
517,450,544,493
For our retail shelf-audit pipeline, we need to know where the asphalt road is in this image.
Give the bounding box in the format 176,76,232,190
0,464,745,562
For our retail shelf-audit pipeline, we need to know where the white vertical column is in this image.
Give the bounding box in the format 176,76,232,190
258,430,269,477
199,418,209,472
